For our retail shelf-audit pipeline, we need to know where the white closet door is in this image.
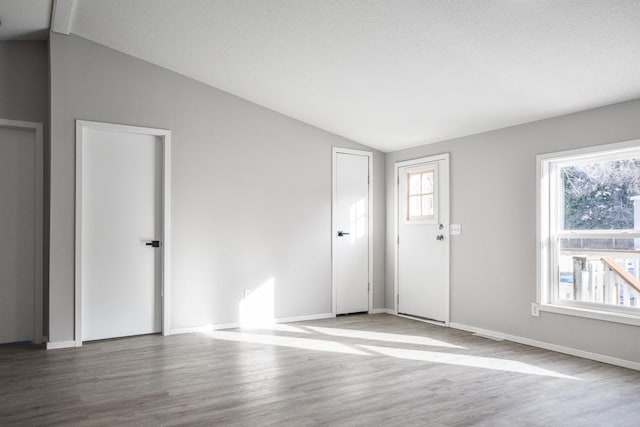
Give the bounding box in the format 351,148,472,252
81,127,162,341
335,152,370,314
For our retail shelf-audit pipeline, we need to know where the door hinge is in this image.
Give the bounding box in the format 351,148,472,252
397,236,400,244
397,176,400,185
368,282,370,291
368,175,370,184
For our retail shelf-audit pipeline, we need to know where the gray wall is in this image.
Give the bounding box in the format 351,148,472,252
0,41,49,338
49,33,385,342
47,31,640,364
386,99,640,363
0,41,48,124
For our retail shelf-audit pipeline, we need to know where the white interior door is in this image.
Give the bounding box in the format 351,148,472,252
397,155,450,323
0,126,37,343
81,127,162,341
334,151,370,314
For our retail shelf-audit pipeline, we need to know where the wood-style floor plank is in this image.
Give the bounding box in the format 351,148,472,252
1,314,639,426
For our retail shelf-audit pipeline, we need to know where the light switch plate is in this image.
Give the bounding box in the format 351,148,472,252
450,224,461,235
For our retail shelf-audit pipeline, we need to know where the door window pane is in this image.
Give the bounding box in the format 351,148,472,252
409,196,421,217
422,172,433,193
406,168,436,221
422,195,433,216
409,173,421,195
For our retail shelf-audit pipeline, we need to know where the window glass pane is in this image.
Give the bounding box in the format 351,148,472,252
421,171,433,193
422,194,433,216
562,158,640,230
409,196,421,217
557,237,640,308
409,173,421,195
560,238,636,251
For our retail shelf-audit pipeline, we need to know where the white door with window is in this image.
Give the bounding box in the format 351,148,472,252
79,123,166,341
333,149,371,315
397,154,450,323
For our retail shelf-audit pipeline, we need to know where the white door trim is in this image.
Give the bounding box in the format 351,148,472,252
331,147,373,315
75,120,171,347
394,153,450,324
0,118,44,344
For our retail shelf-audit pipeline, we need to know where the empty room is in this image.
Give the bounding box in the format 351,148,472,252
1,0,640,425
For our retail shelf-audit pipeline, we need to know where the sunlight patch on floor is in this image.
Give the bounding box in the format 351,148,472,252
245,323,311,334
360,344,579,380
304,325,466,349
205,327,578,380
206,330,369,355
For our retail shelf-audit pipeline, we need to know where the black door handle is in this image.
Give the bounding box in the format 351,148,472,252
337,231,350,237
145,240,160,248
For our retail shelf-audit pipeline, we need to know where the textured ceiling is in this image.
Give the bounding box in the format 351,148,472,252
71,1,640,151
0,0,52,40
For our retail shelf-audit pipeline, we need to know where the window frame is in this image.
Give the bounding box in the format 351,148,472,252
537,139,640,326
403,165,438,224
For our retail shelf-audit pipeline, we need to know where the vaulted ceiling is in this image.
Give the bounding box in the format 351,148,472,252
0,0,51,40
3,0,640,152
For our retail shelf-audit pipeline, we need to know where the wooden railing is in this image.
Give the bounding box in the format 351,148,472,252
601,256,640,293
564,252,640,307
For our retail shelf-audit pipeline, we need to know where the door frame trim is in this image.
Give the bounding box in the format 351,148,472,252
75,120,171,346
394,153,450,324
331,147,373,315
0,118,44,344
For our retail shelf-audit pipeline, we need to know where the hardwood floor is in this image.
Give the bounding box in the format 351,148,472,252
1,314,639,426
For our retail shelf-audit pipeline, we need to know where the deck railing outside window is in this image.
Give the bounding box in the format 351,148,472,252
559,246,640,308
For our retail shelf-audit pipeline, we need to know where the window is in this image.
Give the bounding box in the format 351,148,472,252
406,169,435,221
538,141,640,324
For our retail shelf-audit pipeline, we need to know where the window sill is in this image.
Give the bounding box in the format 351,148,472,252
539,303,640,327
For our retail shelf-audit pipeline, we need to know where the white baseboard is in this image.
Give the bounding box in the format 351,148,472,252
396,313,449,327
46,340,77,350
370,308,395,314
276,313,334,323
449,322,640,372
168,313,335,336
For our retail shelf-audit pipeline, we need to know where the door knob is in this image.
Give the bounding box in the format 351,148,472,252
436,235,444,241
145,240,160,248
337,231,350,237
